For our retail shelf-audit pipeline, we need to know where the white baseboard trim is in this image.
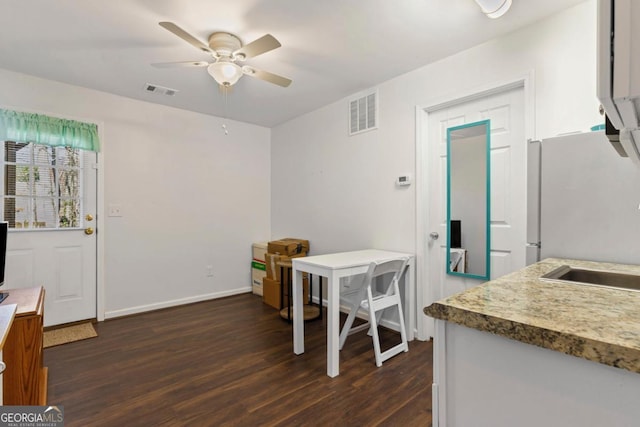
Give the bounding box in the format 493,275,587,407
104,287,252,319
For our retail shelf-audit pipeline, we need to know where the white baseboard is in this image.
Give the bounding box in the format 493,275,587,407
105,290,406,335
104,287,252,319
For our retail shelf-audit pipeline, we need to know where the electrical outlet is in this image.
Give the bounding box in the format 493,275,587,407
108,204,122,217
206,265,214,277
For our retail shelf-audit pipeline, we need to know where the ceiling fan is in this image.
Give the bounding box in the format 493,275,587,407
154,22,292,88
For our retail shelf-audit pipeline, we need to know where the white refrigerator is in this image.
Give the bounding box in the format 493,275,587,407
527,131,640,265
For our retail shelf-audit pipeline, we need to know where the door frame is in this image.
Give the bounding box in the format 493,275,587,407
96,121,105,322
0,103,105,323
414,72,536,340
84,118,106,323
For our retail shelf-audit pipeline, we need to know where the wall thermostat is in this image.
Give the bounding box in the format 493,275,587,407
396,175,411,187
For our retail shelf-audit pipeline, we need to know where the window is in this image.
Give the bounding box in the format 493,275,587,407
2,141,83,229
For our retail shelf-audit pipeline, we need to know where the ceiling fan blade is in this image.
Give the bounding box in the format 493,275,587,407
159,22,212,54
234,34,281,60
151,61,210,68
243,66,292,87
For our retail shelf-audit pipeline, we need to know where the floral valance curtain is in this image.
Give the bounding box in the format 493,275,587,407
0,109,100,152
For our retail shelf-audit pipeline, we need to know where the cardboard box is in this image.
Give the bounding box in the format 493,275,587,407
262,277,282,309
262,276,310,310
265,252,307,281
252,242,268,262
251,243,268,296
251,260,266,296
267,238,310,256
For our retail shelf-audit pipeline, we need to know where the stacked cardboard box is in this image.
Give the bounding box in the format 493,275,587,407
262,238,310,309
251,242,268,296
267,238,310,257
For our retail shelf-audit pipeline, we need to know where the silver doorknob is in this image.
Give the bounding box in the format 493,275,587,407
429,232,439,240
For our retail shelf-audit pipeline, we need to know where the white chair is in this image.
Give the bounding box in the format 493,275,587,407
338,257,410,367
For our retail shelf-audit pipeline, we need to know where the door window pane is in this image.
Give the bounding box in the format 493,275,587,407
1,142,83,229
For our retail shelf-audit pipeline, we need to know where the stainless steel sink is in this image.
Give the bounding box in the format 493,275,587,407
540,265,640,292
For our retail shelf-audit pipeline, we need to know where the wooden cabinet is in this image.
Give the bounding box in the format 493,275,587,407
1,287,47,405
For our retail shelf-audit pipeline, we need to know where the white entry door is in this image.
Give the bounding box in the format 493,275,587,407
426,86,526,303
1,142,97,326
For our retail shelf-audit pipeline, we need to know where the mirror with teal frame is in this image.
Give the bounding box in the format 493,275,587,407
446,119,491,280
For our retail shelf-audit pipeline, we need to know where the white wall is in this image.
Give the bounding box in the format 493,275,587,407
0,68,271,317
0,1,602,320
271,1,600,257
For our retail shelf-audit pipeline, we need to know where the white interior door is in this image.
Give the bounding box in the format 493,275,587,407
1,142,97,326
426,86,526,303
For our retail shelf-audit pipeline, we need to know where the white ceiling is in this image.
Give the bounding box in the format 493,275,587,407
0,0,586,128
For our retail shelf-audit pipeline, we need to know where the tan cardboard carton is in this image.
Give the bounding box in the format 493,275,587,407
265,252,307,281
262,276,310,310
267,238,310,256
262,277,282,309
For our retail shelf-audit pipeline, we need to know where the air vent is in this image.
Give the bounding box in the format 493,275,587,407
144,83,178,96
349,90,378,136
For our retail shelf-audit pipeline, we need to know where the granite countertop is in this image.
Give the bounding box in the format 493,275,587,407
424,258,640,374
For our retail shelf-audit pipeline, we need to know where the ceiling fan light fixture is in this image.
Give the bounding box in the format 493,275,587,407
158,23,292,88
207,61,242,86
474,0,512,19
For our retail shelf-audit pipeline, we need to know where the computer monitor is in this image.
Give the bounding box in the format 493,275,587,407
0,222,8,303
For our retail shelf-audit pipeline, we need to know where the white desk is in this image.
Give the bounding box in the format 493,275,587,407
292,249,415,377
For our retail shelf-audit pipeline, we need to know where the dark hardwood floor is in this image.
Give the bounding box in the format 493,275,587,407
45,293,433,426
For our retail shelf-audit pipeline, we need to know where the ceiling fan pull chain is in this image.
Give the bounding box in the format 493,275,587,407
222,87,229,135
